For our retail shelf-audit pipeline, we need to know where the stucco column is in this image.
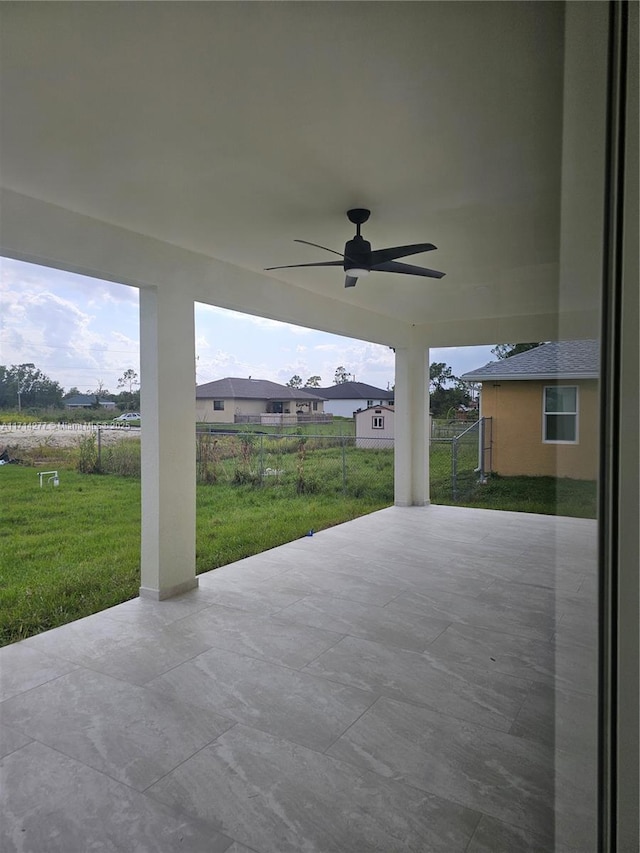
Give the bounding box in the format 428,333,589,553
139,286,198,599
394,341,429,506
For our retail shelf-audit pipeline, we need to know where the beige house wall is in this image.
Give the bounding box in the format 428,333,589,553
196,397,263,424
196,397,324,424
480,379,599,480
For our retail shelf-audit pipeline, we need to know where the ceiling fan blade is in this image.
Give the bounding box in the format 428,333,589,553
264,260,344,271
369,243,437,266
294,239,345,259
373,261,446,279
344,275,358,288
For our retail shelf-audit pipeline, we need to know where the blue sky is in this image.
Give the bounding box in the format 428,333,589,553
1,257,496,394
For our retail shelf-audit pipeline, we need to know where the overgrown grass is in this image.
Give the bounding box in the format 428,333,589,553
0,409,118,424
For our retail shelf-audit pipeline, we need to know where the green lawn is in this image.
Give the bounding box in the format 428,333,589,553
455,474,598,518
196,418,355,436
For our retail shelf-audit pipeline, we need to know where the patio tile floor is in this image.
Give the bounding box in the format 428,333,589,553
0,505,598,852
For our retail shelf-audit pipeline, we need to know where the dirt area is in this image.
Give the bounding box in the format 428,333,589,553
0,425,140,452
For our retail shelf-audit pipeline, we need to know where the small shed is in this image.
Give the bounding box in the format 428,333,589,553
355,405,395,449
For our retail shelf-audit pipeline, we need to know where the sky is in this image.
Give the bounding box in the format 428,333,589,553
0,257,497,395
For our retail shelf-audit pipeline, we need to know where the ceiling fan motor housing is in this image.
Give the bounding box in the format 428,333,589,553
343,236,372,272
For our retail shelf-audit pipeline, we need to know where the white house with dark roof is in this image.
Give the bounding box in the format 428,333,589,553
316,382,394,418
195,378,327,425
461,340,599,479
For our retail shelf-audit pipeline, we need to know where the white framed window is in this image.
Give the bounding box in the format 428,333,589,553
367,399,374,407
213,400,224,411
543,386,578,443
372,415,384,429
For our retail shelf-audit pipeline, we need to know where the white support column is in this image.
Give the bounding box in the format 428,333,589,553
394,341,429,506
139,286,198,599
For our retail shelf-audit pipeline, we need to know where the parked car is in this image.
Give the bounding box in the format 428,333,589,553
113,412,140,422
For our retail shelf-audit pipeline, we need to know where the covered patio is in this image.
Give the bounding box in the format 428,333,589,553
1,505,596,853
0,2,637,848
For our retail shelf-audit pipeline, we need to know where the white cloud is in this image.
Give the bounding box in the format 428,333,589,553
196,303,313,336
1,259,140,392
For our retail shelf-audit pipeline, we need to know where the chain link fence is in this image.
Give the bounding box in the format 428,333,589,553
196,421,492,504
196,431,394,503
430,417,492,501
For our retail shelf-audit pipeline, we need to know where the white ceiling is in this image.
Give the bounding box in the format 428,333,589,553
1,2,566,332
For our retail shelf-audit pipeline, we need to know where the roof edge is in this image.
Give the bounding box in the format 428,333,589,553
461,372,599,382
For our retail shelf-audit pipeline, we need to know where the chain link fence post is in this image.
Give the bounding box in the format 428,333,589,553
342,434,347,495
259,433,264,485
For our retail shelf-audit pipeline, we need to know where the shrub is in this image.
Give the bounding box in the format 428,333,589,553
76,434,101,474
102,441,141,477
232,467,262,487
197,434,222,484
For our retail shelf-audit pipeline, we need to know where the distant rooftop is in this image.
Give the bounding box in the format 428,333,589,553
64,394,114,406
316,382,394,400
195,378,326,401
460,340,600,381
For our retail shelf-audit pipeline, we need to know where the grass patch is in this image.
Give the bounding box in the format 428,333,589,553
197,418,355,437
0,465,141,645
452,474,597,518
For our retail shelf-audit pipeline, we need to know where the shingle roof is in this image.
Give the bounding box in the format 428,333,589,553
195,378,325,401
65,394,112,405
460,340,599,381
316,381,394,400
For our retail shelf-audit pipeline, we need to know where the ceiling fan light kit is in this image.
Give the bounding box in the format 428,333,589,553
265,209,445,288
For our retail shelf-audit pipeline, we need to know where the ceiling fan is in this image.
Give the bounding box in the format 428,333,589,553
265,208,445,288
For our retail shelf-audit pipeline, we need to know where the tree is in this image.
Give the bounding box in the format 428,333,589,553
89,380,110,397
334,366,351,385
427,361,474,418
430,382,473,418
491,342,544,359
117,369,139,393
286,375,303,388
0,363,64,410
304,375,321,388
429,362,456,392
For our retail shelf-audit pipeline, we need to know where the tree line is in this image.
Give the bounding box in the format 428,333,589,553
0,364,140,412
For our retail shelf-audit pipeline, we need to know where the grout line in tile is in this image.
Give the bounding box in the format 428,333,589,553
140,722,241,796
321,693,384,756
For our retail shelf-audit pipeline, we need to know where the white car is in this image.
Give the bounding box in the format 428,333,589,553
113,412,140,422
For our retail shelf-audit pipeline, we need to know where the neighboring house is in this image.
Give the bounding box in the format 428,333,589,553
64,394,116,410
317,382,394,418
355,405,395,449
461,340,599,480
195,377,327,425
